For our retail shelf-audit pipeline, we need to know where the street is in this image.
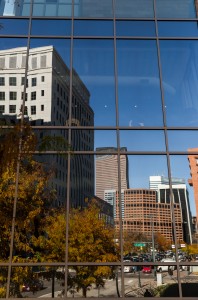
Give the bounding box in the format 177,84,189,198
20,270,198,298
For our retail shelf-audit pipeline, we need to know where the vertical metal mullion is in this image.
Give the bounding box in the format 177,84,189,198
6,2,33,298
113,0,125,297
153,0,183,298
64,0,74,297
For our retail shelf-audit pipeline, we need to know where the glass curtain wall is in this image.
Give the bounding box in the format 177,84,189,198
0,0,198,299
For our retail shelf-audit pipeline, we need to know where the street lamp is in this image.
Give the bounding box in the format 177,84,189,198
148,215,156,279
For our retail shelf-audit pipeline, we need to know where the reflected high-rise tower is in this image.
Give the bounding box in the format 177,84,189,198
149,175,193,244
95,147,129,200
0,45,94,208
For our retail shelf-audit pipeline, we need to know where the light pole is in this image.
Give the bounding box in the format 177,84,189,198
149,215,156,279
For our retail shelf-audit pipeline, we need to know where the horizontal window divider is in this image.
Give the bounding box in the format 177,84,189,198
0,35,29,38
29,35,71,39
0,262,121,266
157,18,198,21
0,261,197,267
16,150,198,155
0,297,186,300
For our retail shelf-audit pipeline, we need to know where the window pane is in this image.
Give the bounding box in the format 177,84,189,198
33,0,72,17
160,40,198,126
115,0,154,18
0,19,29,34
168,130,198,151
74,20,113,37
0,0,31,16
74,0,113,18
117,40,163,126
156,0,196,18
73,39,116,126
31,20,71,36
158,21,198,37
170,155,194,245
116,21,155,37
120,130,166,151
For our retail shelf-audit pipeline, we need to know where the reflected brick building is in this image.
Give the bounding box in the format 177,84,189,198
115,188,183,243
188,148,198,225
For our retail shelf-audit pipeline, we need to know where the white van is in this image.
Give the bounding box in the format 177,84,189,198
156,258,176,272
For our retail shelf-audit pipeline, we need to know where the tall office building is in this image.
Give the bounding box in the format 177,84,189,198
149,176,193,244
0,45,94,207
114,188,183,242
95,147,129,200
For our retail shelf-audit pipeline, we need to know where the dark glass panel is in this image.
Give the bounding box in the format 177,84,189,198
74,0,113,18
168,130,198,151
158,21,198,37
71,130,116,151
0,19,29,35
120,130,166,151
74,20,113,37
116,20,155,37
156,0,196,19
73,39,115,126
115,0,154,18
160,40,198,126
117,40,163,127
31,20,72,36
32,0,72,17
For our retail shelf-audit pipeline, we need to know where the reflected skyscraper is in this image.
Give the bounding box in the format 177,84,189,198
149,176,193,244
0,45,94,207
95,147,129,200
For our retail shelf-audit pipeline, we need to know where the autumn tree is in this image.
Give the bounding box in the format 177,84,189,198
155,233,170,251
34,203,118,297
0,124,55,260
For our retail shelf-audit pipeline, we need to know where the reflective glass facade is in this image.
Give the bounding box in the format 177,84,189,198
1,0,198,299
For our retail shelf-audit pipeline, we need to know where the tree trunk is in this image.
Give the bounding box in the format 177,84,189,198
82,287,87,298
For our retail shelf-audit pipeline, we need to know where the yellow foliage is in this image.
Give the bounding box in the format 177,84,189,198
0,287,6,298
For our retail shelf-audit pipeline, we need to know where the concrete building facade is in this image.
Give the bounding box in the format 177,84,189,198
0,45,94,207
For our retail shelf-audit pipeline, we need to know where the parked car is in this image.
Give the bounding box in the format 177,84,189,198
142,266,152,274
156,258,176,273
123,260,135,273
21,279,44,292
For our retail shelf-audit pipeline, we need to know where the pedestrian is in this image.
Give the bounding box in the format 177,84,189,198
144,289,152,297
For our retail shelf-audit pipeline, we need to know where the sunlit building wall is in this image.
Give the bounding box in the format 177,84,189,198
0,45,94,207
95,147,129,200
188,148,198,222
115,188,183,243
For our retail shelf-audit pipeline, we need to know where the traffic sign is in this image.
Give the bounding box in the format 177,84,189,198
134,243,146,247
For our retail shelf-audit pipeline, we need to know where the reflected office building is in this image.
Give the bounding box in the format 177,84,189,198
0,45,94,207
95,147,129,200
149,176,193,244
115,188,183,243
188,148,198,228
